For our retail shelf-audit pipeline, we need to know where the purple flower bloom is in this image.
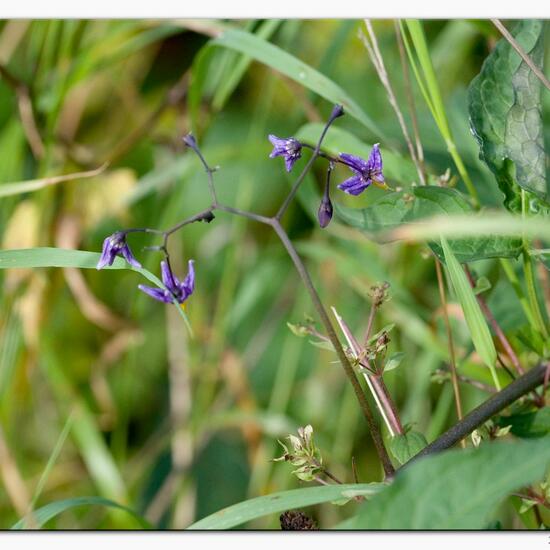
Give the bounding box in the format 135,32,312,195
268,135,302,172
337,144,385,196
97,232,142,270
138,260,195,305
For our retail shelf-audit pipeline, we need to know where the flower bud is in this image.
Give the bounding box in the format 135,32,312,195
317,195,333,228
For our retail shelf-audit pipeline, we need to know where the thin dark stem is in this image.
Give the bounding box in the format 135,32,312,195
179,118,397,477
276,107,341,221
271,219,395,477
405,362,548,465
214,203,272,225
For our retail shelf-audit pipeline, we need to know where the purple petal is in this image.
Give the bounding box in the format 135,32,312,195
284,155,298,172
339,153,370,175
268,134,286,157
120,244,142,269
181,260,195,296
96,236,117,270
367,143,383,174
138,284,172,303
337,175,371,196
160,260,179,293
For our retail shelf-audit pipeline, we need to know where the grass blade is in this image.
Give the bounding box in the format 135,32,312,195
440,236,499,389
12,496,151,529
187,483,384,530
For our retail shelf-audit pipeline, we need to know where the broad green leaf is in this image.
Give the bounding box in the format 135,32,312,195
496,407,550,439
341,438,550,529
441,236,499,387
468,20,547,210
295,123,418,186
187,483,384,530
12,496,151,529
335,186,522,262
389,431,428,465
210,28,383,136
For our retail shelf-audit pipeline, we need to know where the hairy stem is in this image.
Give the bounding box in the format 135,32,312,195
405,362,548,464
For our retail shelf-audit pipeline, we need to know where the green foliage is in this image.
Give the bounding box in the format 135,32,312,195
12,497,151,530
496,407,550,439
188,483,384,530
441,236,499,388
389,431,428,465
468,20,547,210
335,186,522,262
341,438,550,529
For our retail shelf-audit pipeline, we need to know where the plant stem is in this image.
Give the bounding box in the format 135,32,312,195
434,258,464,446
404,362,548,464
272,220,395,477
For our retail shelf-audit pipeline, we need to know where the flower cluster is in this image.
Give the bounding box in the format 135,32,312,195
96,233,195,306
273,425,323,482
268,126,385,229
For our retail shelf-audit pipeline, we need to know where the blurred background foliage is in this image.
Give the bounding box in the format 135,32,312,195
0,19,547,529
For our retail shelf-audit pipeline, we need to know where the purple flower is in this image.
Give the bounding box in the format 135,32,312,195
268,135,302,172
97,232,142,270
337,144,384,196
138,260,195,305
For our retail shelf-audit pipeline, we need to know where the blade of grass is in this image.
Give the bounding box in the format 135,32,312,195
400,20,479,206
12,496,151,529
440,236,500,390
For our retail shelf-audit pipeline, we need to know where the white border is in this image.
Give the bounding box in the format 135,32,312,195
0,0,548,18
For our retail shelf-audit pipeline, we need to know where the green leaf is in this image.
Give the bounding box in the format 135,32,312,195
496,407,550,439
384,352,405,373
211,28,384,136
441,236,499,388
468,20,547,210
335,186,522,262
389,431,428,465
187,483,384,530
12,496,151,529
341,438,550,529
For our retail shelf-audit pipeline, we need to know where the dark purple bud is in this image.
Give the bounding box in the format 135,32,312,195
317,195,333,228
182,133,198,149
268,134,302,172
97,232,141,270
330,104,345,120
